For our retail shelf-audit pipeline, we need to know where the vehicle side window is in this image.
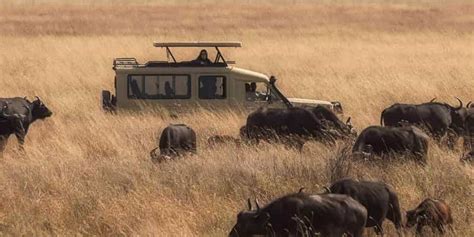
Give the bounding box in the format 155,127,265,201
199,76,226,99
128,75,191,99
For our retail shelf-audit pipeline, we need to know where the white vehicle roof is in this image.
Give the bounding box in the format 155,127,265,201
153,41,242,48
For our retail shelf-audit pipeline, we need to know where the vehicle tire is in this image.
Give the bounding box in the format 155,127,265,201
102,90,112,111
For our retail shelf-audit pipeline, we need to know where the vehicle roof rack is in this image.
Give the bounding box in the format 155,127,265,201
153,41,242,48
113,58,140,69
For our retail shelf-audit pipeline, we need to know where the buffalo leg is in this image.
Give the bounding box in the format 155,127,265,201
387,198,404,237
15,135,25,151
13,120,26,150
446,130,458,150
0,136,7,157
374,224,384,236
435,224,446,234
416,224,424,236
295,139,305,152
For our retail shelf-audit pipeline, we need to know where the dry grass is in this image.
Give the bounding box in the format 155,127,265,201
0,1,473,236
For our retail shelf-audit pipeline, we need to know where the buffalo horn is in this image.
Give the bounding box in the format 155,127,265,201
255,199,260,212
35,96,41,101
346,117,352,125
467,101,472,108
323,186,331,193
429,97,436,103
298,187,305,193
247,198,252,211
454,97,463,109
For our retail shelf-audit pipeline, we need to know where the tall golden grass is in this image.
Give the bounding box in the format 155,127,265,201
0,1,473,236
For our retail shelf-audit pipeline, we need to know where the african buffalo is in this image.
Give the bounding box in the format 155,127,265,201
326,178,403,236
310,105,356,138
229,192,367,237
462,112,474,162
380,98,466,141
0,97,52,152
244,107,337,150
150,124,196,163
352,125,429,162
406,198,453,235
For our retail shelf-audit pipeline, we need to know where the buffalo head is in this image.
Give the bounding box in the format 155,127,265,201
0,104,7,116
405,209,429,228
229,199,270,237
345,117,358,137
31,97,53,119
449,97,468,134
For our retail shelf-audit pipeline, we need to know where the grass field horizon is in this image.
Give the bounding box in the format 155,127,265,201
0,1,473,236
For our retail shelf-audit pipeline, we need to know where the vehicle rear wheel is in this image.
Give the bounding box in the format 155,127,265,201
102,90,116,111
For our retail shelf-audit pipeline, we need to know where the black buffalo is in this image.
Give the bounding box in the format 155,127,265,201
150,124,196,163
326,178,403,236
353,125,429,162
0,97,52,152
229,192,367,237
243,107,337,150
462,111,474,162
310,105,356,138
380,98,466,140
406,198,453,235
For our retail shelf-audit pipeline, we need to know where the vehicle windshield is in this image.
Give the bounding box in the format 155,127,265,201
245,82,282,102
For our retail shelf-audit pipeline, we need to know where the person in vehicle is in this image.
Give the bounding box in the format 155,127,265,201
164,81,175,97
200,77,218,99
246,82,267,101
193,49,213,65
245,83,251,93
130,79,142,98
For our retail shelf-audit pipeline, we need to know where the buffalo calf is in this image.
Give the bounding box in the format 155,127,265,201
406,198,453,235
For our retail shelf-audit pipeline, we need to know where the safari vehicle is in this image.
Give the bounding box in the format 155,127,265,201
102,41,342,113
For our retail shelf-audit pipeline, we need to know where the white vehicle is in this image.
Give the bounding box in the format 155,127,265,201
102,41,342,113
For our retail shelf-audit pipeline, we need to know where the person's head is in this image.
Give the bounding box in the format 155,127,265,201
165,81,171,88
199,49,208,60
245,83,250,92
250,82,257,92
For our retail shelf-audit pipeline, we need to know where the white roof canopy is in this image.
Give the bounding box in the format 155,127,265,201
153,41,242,48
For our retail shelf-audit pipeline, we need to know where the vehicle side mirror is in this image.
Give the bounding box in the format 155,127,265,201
269,76,277,84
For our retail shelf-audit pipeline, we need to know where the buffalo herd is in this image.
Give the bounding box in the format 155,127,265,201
229,179,454,237
147,98,472,236
0,96,472,236
153,98,473,164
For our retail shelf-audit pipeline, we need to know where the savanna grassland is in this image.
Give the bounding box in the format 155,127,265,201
0,1,473,236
